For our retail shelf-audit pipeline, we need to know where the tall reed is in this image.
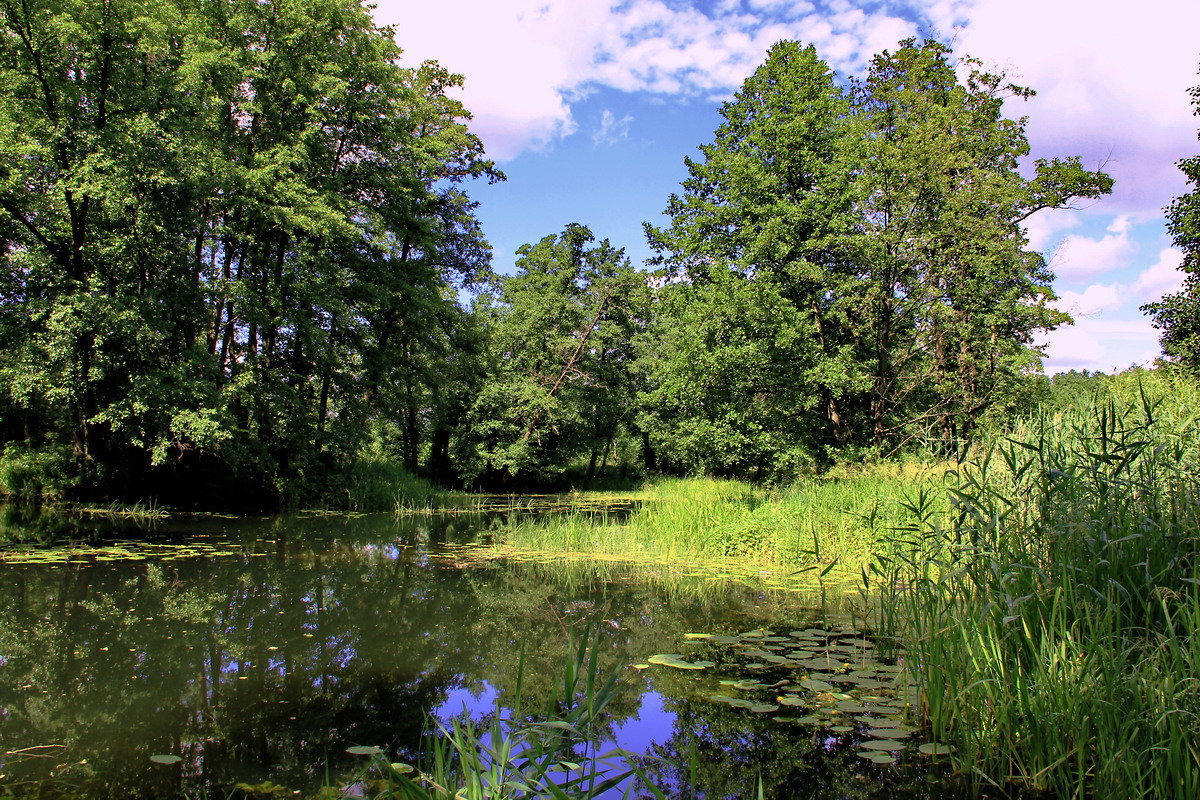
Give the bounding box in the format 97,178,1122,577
878,385,1200,798
499,472,929,568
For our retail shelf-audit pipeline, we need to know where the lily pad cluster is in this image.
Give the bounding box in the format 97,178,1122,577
644,626,954,766
0,539,259,565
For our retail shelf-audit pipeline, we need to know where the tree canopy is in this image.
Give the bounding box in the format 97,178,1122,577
1144,68,1200,372
0,13,1130,500
0,0,498,504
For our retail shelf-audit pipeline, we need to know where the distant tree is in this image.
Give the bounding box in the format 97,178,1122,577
1143,69,1200,372
457,225,644,486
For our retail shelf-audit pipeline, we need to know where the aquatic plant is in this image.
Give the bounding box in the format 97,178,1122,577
879,386,1200,799
342,629,655,800
493,472,931,569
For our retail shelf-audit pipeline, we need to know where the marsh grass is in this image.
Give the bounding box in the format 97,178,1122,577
878,385,1200,799
497,472,933,569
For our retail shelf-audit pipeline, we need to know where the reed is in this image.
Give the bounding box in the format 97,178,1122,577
345,629,658,800
878,383,1200,799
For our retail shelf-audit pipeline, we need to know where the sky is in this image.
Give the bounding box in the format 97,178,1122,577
370,0,1200,375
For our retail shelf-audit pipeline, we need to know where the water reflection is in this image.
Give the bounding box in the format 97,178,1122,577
0,507,958,799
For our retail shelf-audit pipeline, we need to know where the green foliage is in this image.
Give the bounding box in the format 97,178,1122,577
1144,66,1200,371
642,39,1110,476
498,471,930,569
457,225,646,487
0,444,75,502
0,0,498,506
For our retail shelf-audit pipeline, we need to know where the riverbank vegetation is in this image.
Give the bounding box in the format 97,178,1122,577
0,0,1125,509
5,1,1200,798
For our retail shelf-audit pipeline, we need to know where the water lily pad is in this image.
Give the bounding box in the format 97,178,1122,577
748,703,779,713
774,714,822,724
865,727,912,738
859,739,905,751
647,654,714,670
347,745,383,756
861,717,905,728
149,755,182,765
918,743,954,756
830,724,853,732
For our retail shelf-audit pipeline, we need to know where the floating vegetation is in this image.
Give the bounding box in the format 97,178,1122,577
0,538,260,564
641,625,955,765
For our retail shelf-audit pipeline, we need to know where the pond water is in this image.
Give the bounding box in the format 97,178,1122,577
0,503,963,799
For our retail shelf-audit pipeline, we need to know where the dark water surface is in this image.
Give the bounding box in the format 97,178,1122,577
0,505,963,799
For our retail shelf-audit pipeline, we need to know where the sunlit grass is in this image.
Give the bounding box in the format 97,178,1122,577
495,470,937,570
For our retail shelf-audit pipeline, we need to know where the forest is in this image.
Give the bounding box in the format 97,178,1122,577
0,0,1145,508
4,2,1200,799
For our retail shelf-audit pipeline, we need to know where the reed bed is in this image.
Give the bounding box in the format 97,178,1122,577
877,385,1200,799
339,630,657,800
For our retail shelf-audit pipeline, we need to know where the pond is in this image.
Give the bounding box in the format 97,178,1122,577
0,502,963,799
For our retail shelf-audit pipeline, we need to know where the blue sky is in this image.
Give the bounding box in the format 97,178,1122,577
372,0,1200,374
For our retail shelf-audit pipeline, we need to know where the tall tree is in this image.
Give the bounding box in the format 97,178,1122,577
643,41,866,473
457,225,644,487
1144,68,1200,372
853,40,1111,453
0,0,497,504
644,39,1112,474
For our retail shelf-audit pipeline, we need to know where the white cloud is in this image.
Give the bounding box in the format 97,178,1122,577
1040,317,1161,374
372,0,923,161
593,109,634,145
1048,215,1136,281
950,0,1200,219
1132,247,1187,302
1054,283,1123,318
372,0,1200,218
1023,208,1080,253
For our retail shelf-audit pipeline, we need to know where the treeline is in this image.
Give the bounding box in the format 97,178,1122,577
0,0,1130,506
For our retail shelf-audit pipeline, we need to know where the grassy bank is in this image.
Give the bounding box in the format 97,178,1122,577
497,467,939,569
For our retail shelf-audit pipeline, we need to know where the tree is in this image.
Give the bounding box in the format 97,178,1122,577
852,40,1112,453
1143,68,1200,372
643,41,866,473
0,0,498,504
457,225,644,487
643,39,1112,473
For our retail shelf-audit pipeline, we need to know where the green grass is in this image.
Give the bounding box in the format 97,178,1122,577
875,379,1200,799
496,469,936,570
337,459,470,512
